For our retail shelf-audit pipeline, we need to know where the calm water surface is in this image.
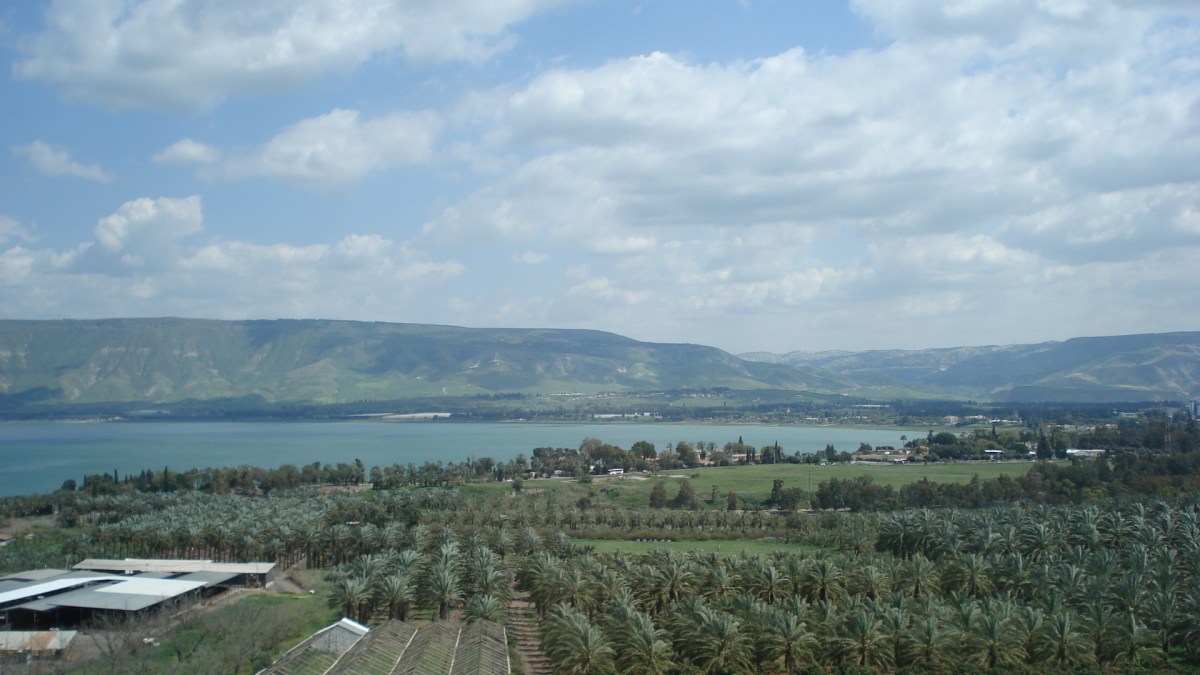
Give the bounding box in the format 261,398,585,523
0,421,915,497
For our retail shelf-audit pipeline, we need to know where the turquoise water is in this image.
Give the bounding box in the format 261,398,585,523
0,421,914,497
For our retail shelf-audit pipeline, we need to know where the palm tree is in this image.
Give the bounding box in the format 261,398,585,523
946,553,994,596
646,558,696,615
611,610,675,675
393,548,425,576
542,604,615,675
519,551,562,618
1108,571,1149,619
426,561,462,620
906,614,950,669
1037,609,1091,669
835,608,893,671
492,527,514,559
325,523,352,566
517,526,542,556
876,606,911,670
557,565,601,617
1019,520,1057,562
463,594,506,623
904,554,939,600
849,563,890,601
467,548,512,600
945,592,980,651
376,572,415,621
876,512,916,558
970,602,1020,669
1114,606,1157,667
701,562,737,603
751,565,790,605
1143,590,1183,656
329,575,372,623
1081,599,1120,666
762,609,817,673
683,608,751,675
801,558,844,604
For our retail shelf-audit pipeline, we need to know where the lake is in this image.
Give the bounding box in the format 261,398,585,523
0,421,918,497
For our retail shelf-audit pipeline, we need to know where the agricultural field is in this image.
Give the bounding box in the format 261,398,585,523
3,415,1198,673
589,460,1032,509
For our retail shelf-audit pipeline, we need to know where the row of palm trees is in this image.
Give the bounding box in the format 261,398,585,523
51,487,812,579
521,500,1200,672
56,487,793,542
324,542,513,625
17,477,1200,673
875,499,1199,561
528,554,1198,672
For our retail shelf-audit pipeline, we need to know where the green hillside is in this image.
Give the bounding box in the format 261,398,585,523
0,318,851,405
744,333,1200,401
1,319,1196,407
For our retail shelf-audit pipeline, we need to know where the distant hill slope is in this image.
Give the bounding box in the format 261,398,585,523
0,318,851,405
741,333,1200,402
1,320,1195,406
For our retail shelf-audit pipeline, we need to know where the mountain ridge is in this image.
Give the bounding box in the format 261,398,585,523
0,319,1197,406
739,332,1200,402
0,318,850,405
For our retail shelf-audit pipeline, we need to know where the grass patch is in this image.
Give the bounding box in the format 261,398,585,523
66,593,338,674
459,478,571,497
597,461,1033,510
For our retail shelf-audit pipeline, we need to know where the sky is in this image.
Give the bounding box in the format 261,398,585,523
1,0,1198,355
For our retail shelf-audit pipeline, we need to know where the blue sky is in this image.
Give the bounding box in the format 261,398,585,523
1,0,1198,354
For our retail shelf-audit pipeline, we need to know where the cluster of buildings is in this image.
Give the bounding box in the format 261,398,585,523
0,558,274,664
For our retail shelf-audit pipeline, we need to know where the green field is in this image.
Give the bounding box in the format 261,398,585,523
592,460,1032,509
571,538,825,556
457,460,1034,510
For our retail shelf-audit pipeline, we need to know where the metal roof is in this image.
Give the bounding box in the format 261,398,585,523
96,577,206,598
327,620,417,675
12,578,206,613
0,576,118,607
15,588,161,612
4,575,207,614
451,621,510,675
0,569,69,582
0,631,78,653
74,558,275,575
0,580,28,594
258,618,369,675
176,571,240,586
260,619,509,675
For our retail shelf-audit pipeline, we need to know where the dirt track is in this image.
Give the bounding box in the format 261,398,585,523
506,581,550,674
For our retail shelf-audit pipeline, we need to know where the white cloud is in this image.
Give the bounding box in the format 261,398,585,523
153,139,222,165
94,197,204,251
62,196,205,274
511,250,549,265
412,1,1200,350
589,235,656,255
0,196,462,320
13,141,115,183
567,276,654,306
5,0,1199,353
204,108,440,186
999,186,1200,263
14,0,574,109
0,216,35,246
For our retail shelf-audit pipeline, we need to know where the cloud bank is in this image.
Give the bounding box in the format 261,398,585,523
15,0,573,109
2,0,1198,351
